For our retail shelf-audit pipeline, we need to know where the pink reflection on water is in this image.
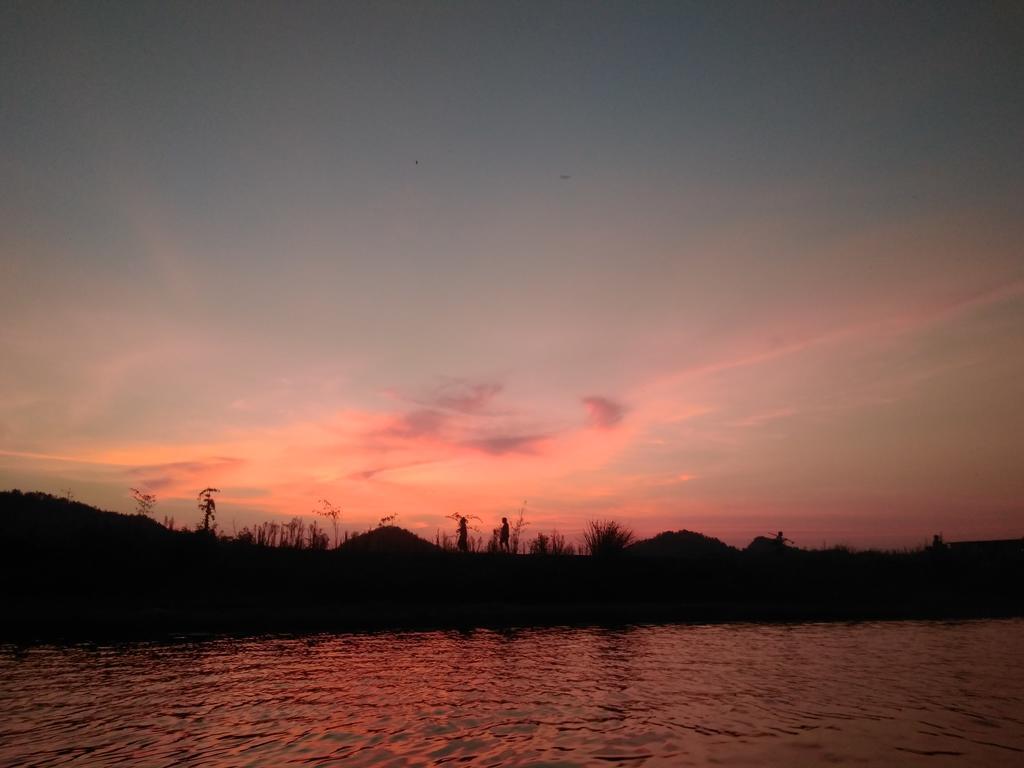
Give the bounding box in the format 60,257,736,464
1,620,1023,766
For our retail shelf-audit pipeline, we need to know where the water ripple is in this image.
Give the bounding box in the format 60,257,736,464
1,620,1023,766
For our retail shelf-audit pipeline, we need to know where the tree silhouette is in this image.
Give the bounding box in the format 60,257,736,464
129,488,156,517
196,487,220,532
314,499,342,548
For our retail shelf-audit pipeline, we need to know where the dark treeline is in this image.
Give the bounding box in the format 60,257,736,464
2,490,1021,640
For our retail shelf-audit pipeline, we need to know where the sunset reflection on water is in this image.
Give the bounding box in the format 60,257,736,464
2,620,1023,766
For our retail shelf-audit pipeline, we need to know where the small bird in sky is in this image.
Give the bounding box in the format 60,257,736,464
560,174,571,180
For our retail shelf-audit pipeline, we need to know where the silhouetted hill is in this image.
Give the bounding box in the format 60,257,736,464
628,529,737,559
1,489,172,549
339,525,439,554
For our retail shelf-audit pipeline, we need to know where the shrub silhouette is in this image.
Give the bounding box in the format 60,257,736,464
486,526,502,554
549,529,574,556
510,502,529,554
525,529,577,556
584,520,634,557
307,520,329,550
280,516,306,548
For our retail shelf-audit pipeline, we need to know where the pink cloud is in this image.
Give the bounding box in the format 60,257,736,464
347,460,438,482
464,433,550,455
129,457,246,491
7,262,1020,545
582,396,626,429
425,379,503,414
380,409,447,439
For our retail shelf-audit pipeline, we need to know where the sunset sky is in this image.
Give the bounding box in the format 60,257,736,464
2,2,1022,547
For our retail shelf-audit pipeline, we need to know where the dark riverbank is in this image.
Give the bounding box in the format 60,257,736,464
7,595,1023,644
3,491,1021,641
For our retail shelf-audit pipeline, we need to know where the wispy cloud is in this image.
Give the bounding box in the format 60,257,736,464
129,457,246,491
582,396,626,429
347,459,438,482
424,379,504,414
464,433,550,455
380,409,447,439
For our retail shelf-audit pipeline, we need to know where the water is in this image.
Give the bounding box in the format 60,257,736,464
2,620,1023,767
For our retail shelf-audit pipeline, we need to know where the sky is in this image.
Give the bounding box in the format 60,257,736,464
1,1,1022,548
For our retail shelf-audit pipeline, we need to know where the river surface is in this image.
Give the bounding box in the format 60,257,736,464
1,619,1023,766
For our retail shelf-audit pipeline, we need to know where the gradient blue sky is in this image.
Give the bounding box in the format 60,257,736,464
1,1,1022,546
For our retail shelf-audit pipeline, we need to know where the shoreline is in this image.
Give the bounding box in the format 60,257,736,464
6,598,1021,644
4,494,1020,645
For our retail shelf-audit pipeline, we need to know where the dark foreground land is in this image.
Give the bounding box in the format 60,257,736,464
2,491,1021,641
